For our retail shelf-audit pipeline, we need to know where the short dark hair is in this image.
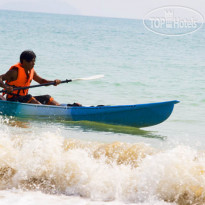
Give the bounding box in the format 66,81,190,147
20,50,36,63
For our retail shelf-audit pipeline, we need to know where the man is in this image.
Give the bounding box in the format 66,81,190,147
0,50,61,105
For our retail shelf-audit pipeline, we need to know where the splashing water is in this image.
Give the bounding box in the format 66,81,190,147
0,120,205,205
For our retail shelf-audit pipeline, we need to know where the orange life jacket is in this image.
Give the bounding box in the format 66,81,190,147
5,63,34,99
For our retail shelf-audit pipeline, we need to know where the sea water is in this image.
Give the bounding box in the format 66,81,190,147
0,10,205,205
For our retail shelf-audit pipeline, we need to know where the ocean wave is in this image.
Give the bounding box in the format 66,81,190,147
0,131,205,204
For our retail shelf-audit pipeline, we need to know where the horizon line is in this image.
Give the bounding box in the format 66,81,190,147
0,8,142,21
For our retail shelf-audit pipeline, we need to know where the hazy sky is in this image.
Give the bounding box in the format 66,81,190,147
0,0,204,19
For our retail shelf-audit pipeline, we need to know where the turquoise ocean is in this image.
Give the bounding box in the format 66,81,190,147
0,10,205,205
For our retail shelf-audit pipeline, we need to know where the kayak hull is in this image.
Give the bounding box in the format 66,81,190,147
0,100,179,127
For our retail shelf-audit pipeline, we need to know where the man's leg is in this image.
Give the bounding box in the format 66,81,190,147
34,95,60,106
28,97,41,104
47,98,60,106
7,94,41,104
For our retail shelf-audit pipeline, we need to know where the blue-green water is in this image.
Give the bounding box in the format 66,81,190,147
0,10,205,205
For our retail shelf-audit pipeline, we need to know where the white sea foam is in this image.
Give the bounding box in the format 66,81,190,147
0,121,205,204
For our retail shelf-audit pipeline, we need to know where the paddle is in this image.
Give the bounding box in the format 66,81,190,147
0,74,104,93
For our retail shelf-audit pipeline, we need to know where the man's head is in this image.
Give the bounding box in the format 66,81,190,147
20,50,36,70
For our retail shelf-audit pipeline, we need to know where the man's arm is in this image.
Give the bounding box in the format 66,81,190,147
0,68,18,92
0,75,6,89
33,71,61,86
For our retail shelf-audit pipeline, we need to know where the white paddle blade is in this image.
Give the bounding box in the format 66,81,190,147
73,74,104,81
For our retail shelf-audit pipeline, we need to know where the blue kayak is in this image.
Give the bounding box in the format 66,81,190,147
0,100,179,127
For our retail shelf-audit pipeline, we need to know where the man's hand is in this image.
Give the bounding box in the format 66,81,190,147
4,85,13,93
54,79,61,86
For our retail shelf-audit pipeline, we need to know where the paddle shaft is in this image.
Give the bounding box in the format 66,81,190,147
0,79,72,93
0,74,104,94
